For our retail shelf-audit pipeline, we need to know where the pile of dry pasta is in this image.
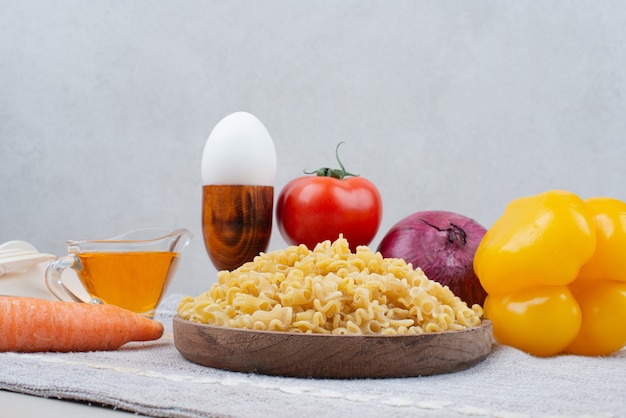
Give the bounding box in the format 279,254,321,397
178,236,483,335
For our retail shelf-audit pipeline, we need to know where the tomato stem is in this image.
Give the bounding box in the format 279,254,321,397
304,142,359,180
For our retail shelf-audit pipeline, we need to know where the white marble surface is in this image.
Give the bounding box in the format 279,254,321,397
2,1,626,299
1,390,134,418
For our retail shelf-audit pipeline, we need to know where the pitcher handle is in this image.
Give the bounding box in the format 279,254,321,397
45,255,88,303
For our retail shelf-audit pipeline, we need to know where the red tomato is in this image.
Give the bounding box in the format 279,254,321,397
276,175,382,250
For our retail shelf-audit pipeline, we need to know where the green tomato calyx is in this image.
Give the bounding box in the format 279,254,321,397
304,142,359,180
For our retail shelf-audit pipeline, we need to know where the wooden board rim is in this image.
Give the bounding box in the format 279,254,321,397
173,315,493,379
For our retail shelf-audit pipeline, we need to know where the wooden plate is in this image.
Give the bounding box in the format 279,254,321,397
173,315,493,379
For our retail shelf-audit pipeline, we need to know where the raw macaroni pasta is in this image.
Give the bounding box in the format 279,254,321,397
178,236,483,334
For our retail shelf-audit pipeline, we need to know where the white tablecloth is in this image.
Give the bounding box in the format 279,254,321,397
1,267,625,417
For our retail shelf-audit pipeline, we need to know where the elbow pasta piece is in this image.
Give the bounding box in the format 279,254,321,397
178,236,483,334
232,293,271,314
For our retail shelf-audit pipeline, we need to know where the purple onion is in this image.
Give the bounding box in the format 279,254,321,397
377,210,487,306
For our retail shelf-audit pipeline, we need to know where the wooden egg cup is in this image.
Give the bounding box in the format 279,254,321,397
202,185,273,271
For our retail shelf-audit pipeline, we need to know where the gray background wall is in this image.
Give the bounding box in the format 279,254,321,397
2,1,625,298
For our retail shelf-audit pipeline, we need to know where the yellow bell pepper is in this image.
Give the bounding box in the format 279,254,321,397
567,197,626,356
576,197,626,282
474,190,626,357
482,286,582,357
475,190,597,296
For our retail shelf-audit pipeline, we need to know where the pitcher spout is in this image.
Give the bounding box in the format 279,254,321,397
166,228,193,254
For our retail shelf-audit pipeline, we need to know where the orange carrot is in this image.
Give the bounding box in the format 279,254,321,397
0,296,164,352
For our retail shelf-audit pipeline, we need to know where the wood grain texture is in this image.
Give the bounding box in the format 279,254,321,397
173,315,493,379
202,185,273,271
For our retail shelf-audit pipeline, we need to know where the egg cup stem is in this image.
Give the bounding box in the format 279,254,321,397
202,185,274,271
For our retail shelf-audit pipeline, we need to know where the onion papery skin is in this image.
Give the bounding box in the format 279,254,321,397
377,210,488,306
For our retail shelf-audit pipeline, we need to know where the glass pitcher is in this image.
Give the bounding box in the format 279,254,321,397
45,228,192,318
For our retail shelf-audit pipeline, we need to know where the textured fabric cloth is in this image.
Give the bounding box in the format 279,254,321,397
0,293,624,418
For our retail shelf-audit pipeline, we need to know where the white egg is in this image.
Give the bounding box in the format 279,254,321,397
201,112,277,186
